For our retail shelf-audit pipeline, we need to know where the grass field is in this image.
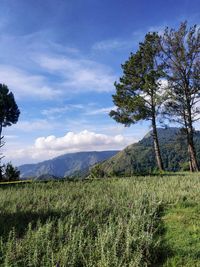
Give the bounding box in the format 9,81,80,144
0,173,200,266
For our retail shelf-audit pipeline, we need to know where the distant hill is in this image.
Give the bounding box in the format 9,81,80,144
19,151,119,179
90,127,200,177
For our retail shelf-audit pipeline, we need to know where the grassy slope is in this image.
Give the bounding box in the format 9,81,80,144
0,174,200,266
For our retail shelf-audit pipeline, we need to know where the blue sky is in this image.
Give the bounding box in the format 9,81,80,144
1,0,199,165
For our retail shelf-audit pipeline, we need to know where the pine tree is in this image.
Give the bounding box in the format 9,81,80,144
3,163,20,181
110,33,164,171
161,22,200,171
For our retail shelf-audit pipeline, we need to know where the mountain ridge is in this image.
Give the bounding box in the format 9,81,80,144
19,150,119,179
19,127,200,179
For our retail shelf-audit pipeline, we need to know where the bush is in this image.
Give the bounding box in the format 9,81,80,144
3,162,20,181
179,162,190,171
90,164,105,178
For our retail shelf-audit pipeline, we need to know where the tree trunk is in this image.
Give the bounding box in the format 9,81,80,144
186,125,199,172
152,116,164,171
185,104,199,172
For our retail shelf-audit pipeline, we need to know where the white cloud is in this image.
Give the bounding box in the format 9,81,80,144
93,39,131,51
0,65,62,99
35,55,116,92
41,107,70,116
86,106,116,115
148,25,165,35
34,130,124,151
12,119,57,132
4,130,132,165
4,135,18,140
41,105,116,121
0,32,117,100
92,24,166,52
42,104,84,116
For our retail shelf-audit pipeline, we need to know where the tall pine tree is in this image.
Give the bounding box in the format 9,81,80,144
110,33,164,171
161,22,200,171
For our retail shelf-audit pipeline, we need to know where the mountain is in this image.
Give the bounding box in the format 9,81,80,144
19,151,119,179
90,127,200,177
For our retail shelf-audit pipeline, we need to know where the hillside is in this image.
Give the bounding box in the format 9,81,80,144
91,127,200,177
19,151,119,179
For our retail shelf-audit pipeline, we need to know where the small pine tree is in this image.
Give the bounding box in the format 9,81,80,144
4,163,20,181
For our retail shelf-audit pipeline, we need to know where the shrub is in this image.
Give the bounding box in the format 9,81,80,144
3,162,20,181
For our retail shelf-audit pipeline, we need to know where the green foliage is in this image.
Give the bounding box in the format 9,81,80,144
110,32,164,126
110,32,165,171
0,84,20,128
89,163,105,178
110,22,200,172
179,162,190,171
3,163,20,181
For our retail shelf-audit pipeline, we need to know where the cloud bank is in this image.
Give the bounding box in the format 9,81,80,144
5,130,131,165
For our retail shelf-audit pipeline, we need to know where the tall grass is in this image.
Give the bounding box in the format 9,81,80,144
0,174,200,266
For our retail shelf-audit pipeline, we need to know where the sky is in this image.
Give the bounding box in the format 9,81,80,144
0,0,200,165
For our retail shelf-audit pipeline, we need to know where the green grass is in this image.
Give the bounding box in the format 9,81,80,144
0,174,200,266
161,205,200,266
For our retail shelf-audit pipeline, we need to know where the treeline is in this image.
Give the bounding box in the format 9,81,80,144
110,22,200,172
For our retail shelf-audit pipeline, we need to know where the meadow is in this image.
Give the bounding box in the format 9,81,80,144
0,174,200,266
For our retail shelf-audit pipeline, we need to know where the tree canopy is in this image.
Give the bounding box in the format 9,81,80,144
0,84,20,129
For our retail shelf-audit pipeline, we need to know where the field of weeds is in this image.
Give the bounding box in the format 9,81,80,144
0,173,200,266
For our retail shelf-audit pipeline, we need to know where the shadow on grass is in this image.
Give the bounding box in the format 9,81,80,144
153,245,174,267
151,207,174,267
0,209,72,239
